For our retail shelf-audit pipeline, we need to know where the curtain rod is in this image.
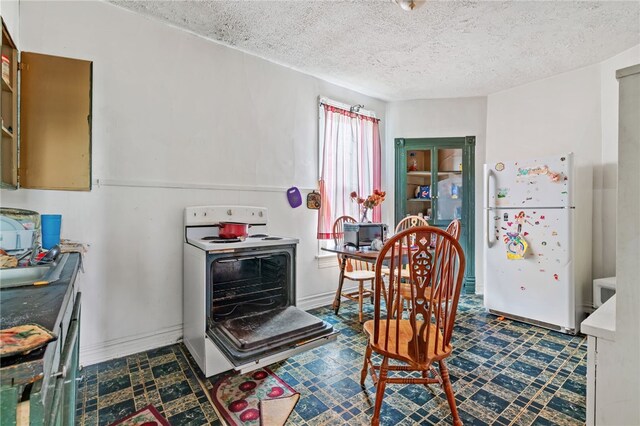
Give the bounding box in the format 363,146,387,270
318,97,377,119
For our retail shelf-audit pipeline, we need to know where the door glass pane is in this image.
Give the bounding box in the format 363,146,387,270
406,149,432,221
436,148,463,221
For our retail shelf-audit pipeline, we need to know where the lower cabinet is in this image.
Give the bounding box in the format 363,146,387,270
47,293,82,426
1,292,82,426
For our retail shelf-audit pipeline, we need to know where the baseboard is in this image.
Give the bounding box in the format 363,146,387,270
81,286,362,366
80,324,183,366
297,284,360,311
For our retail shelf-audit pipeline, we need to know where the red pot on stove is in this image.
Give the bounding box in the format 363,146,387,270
218,222,252,239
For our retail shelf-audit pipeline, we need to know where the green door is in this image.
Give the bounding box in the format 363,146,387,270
395,137,475,292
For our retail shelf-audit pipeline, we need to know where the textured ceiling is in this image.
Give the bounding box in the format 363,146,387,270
112,1,640,101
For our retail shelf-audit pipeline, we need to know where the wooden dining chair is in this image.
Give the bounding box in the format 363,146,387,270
395,215,429,233
392,219,462,317
361,226,466,426
444,218,461,241
333,215,376,323
380,215,428,276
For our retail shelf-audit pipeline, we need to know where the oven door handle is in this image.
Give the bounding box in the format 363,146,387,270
217,255,272,263
294,331,340,347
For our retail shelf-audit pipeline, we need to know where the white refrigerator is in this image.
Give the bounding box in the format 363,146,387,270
484,153,588,334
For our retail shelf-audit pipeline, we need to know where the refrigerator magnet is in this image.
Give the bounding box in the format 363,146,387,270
504,232,528,260
495,162,505,172
497,188,509,199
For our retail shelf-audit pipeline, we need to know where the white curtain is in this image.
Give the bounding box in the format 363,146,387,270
317,103,381,239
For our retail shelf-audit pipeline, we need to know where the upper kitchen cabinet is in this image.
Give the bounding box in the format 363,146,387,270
1,21,18,188
1,19,92,191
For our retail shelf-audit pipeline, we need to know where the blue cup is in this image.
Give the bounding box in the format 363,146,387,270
41,214,62,250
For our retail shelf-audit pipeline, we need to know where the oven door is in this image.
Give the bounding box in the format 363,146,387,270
207,320,338,374
206,246,338,372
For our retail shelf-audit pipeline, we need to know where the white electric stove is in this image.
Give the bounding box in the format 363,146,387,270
184,205,299,251
183,206,336,377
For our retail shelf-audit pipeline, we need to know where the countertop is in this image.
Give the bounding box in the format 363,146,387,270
580,295,616,341
0,253,81,386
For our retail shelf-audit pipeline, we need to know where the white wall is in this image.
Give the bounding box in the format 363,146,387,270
588,63,640,426
609,63,640,426
486,45,640,301
0,0,19,46
597,46,640,278
0,1,386,365
486,64,599,312
385,97,488,292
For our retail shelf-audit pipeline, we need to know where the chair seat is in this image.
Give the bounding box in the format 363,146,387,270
344,270,376,280
399,283,433,298
380,267,410,278
399,282,413,299
363,319,450,364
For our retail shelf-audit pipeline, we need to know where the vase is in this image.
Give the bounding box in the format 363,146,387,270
360,207,370,223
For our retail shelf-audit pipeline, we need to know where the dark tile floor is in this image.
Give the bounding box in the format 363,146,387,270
76,295,587,425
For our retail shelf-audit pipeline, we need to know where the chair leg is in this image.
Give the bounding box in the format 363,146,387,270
360,343,372,387
388,293,397,319
358,281,364,323
358,281,363,324
371,357,389,426
370,279,374,304
392,295,404,319
439,359,462,426
421,369,437,395
421,369,429,387
380,279,388,308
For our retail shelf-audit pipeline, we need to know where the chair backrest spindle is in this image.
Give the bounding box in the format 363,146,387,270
333,215,357,270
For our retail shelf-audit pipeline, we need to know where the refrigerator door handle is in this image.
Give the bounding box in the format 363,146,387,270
486,169,495,248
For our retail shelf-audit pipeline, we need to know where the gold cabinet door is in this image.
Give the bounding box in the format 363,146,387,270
20,52,92,190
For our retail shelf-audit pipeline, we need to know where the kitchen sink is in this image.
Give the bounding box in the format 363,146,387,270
0,253,69,289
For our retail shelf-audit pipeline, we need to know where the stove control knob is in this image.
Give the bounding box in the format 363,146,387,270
227,209,232,216
259,211,263,217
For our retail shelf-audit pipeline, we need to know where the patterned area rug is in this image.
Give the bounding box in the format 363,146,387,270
108,405,170,426
210,367,299,426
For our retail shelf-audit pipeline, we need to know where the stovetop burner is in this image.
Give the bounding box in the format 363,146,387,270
202,236,242,243
201,235,283,243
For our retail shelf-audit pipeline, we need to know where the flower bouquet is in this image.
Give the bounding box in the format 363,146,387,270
350,189,386,222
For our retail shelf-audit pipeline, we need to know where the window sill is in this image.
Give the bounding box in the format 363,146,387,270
315,254,336,269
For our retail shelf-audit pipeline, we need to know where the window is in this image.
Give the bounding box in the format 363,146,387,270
317,97,381,240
